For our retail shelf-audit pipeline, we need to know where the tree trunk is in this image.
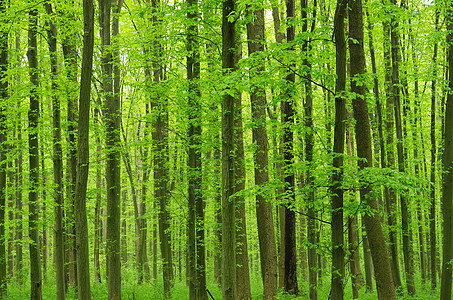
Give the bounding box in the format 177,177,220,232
94,115,102,283
99,0,123,298
27,7,43,300
331,0,346,298
0,0,7,296
282,0,298,295
187,0,207,298
234,35,252,300
246,5,278,299
221,0,237,298
14,35,23,287
440,6,453,299
74,0,94,298
45,3,65,298
388,0,415,294
430,2,439,292
150,1,173,296
121,181,128,264
62,9,79,290
348,0,396,298
382,20,402,290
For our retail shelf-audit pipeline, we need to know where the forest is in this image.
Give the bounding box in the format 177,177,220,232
0,0,452,299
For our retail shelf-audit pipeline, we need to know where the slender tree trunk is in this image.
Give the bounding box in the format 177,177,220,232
62,12,78,290
330,0,346,298
440,5,453,298
139,112,151,283
348,0,396,298
383,20,402,290
13,81,24,284
0,0,7,296
389,0,415,294
301,0,318,298
150,1,173,295
40,155,48,283
99,0,123,298
270,5,286,287
187,0,207,297
121,121,146,283
234,36,251,300
94,114,102,283
28,7,42,300
74,0,94,298
221,0,237,298
282,0,298,295
45,3,65,298
246,5,278,299
213,139,221,286
121,181,127,264
430,2,439,291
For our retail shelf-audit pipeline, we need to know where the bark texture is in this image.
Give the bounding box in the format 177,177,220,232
0,0,6,297
45,3,65,298
282,0,298,294
440,6,453,299
246,4,278,299
348,0,396,298
74,0,94,298
331,0,346,297
27,7,43,300
221,0,237,298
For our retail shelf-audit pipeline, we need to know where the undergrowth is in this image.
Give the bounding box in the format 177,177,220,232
4,265,440,299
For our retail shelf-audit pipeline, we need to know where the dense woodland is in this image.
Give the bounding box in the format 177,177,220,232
1,0,453,299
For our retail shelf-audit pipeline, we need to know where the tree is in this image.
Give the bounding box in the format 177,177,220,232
388,0,415,293
221,0,237,298
246,3,278,298
27,7,42,300
44,2,65,299
348,0,396,298
330,0,347,297
0,0,7,297
74,0,95,298
282,0,298,294
99,0,123,298
149,0,174,295
186,0,207,298
440,4,453,298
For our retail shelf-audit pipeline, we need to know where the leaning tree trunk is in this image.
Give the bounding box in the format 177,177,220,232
330,0,346,298
246,5,278,299
28,7,43,300
74,0,94,298
348,0,396,298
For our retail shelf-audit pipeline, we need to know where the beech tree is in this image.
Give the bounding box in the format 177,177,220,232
74,0,94,298
27,7,42,300
221,0,237,298
0,0,450,299
0,0,7,297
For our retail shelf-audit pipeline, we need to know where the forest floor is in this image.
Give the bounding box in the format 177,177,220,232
4,266,441,299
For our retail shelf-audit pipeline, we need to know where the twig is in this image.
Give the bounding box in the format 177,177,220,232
206,288,215,300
